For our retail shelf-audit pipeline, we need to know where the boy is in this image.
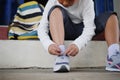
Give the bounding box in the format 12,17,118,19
37,0,120,72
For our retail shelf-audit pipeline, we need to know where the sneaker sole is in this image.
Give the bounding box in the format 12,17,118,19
54,65,70,73
106,67,120,72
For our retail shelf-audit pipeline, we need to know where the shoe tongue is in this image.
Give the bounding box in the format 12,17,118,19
60,51,65,56
59,45,66,55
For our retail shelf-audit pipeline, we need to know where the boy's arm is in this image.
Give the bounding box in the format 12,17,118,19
73,0,96,51
37,0,56,51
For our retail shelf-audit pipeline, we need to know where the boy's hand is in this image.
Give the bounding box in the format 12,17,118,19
48,44,61,55
65,44,79,56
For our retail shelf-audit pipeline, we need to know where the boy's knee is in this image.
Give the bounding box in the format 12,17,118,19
48,6,63,21
48,6,69,23
108,13,118,21
50,8,62,16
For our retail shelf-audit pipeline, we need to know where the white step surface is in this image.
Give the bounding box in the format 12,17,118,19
0,40,108,68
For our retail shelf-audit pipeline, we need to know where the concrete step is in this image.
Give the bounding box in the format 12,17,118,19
0,40,108,68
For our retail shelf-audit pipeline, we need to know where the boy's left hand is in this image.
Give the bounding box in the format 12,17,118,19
65,44,79,56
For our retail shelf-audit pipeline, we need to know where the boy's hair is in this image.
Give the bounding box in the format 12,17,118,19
66,0,74,2
58,0,75,7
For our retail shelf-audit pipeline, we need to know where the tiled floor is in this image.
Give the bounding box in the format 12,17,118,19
0,27,8,40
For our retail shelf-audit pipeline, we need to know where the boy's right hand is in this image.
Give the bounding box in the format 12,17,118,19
48,44,61,55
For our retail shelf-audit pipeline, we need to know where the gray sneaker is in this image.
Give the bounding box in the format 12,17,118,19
53,55,70,72
106,51,120,72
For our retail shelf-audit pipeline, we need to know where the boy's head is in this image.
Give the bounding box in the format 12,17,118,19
58,0,76,7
